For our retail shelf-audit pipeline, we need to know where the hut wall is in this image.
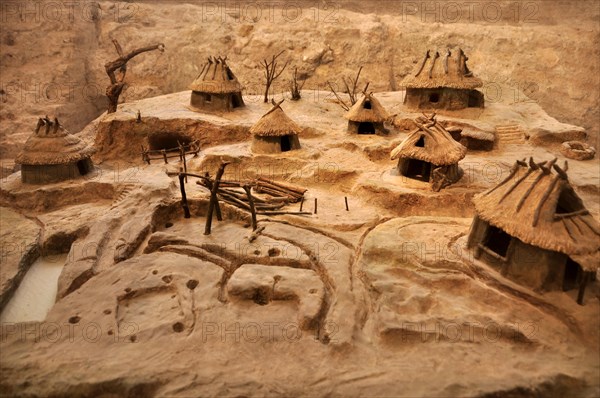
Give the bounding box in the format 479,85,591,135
468,216,568,291
405,88,484,110
507,240,567,291
251,134,301,154
191,92,243,112
21,162,84,184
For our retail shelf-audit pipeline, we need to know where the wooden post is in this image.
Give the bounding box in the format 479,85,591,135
162,149,168,164
299,197,304,212
243,185,258,231
577,271,590,305
204,162,230,235
179,172,191,219
314,198,317,214
344,196,349,211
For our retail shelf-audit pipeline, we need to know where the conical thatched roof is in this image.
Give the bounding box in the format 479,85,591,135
403,48,483,90
390,114,467,166
190,56,243,94
16,117,95,165
473,158,600,271
250,100,302,137
345,93,389,123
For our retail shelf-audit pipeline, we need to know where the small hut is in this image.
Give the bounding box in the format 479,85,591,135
467,158,599,303
190,56,244,112
403,48,484,110
16,117,96,184
251,100,302,154
345,92,390,135
390,114,466,191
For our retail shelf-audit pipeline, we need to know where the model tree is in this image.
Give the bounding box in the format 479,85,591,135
104,39,165,114
327,66,364,111
289,67,306,101
261,50,289,103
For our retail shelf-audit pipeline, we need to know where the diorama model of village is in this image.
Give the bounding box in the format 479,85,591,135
0,1,598,396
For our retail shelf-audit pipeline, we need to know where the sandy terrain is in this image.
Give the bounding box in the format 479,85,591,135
0,86,598,396
0,0,599,396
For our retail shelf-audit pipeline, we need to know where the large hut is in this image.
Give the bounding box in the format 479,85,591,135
189,56,244,112
403,48,484,110
467,158,599,304
390,114,467,191
251,100,302,154
16,117,95,184
345,92,389,135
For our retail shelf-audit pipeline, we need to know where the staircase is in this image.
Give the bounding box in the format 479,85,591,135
110,183,136,209
495,124,527,145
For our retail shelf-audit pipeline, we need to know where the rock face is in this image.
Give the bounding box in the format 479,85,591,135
1,1,599,161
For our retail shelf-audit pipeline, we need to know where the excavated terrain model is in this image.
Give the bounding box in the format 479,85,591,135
0,1,598,397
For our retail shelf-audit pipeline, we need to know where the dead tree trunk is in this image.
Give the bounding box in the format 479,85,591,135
104,39,165,114
289,67,305,101
261,50,289,103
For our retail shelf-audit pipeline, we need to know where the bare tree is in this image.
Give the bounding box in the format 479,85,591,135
289,67,306,101
261,51,289,103
104,39,165,114
327,66,364,110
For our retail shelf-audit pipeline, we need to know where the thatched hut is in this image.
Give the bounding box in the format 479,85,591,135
390,114,466,191
16,117,95,184
467,158,599,303
251,100,302,154
403,48,484,110
345,92,389,135
445,125,495,151
190,56,244,112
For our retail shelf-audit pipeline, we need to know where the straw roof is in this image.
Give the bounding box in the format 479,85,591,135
473,158,600,271
345,93,389,123
460,127,495,142
16,117,95,165
403,48,483,90
390,114,467,166
190,56,243,94
250,100,302,137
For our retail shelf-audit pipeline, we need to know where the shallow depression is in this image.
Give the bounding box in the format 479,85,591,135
0,254,68,323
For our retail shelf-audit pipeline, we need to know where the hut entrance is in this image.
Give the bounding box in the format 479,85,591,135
358,122,375,134
404,159,431,182
483,225,511,258
280,135,292,152
563,258,582,291
148,132,192,151
76,159,91,175
231,94,242,108
429,93,440,103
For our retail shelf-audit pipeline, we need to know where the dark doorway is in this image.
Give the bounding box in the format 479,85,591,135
404,159,431,182
77,159,90,176
231,94,242,108
483,225,511,258
148,132,192,151
280,135,292,152
204,93,212,103
358,122,375,134
563,258,581,291
468,91,482,107
429,93,440,103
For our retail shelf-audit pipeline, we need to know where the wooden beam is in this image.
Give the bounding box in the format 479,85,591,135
204,162,230,235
